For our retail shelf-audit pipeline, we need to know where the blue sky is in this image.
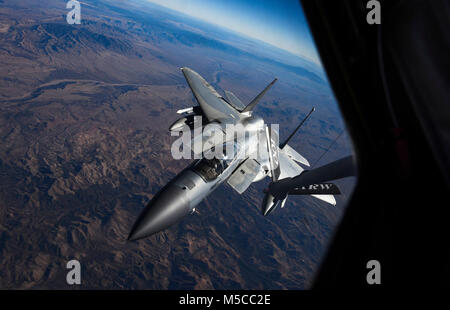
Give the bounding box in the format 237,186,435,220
146,0,320,64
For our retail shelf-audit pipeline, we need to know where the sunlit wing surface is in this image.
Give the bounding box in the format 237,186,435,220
227,158,260,194
282,144,310,166
278,150,336,205
181,67,241,123
311,194,336,206
278,151,304,179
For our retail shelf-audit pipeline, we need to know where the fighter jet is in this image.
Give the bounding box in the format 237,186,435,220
127,67,337,241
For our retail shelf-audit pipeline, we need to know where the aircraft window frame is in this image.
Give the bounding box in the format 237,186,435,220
193,142,241,182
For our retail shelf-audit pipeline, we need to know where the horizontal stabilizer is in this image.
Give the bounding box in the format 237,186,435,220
278,151,304,180
281,144,310,166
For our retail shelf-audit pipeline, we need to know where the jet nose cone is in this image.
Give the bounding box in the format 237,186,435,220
128,185,191,241
262,193,280,216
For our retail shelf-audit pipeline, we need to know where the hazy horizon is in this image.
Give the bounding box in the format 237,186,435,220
145,0,321,64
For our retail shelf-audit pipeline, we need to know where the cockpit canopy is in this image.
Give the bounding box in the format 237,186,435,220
193,142,240,182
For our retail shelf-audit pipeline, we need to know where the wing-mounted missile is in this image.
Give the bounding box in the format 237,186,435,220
169,106,204,132
169,114,201,132
177,107,196,115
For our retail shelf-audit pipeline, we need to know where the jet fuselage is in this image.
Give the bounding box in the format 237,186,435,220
128,115,266,240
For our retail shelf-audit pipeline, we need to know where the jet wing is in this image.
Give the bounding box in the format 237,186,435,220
227,158,260,194
181,67,241,123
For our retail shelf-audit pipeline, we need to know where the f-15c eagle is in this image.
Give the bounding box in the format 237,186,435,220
128,67,337,241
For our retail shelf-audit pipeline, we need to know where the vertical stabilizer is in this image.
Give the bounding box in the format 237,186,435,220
242,78,278,113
